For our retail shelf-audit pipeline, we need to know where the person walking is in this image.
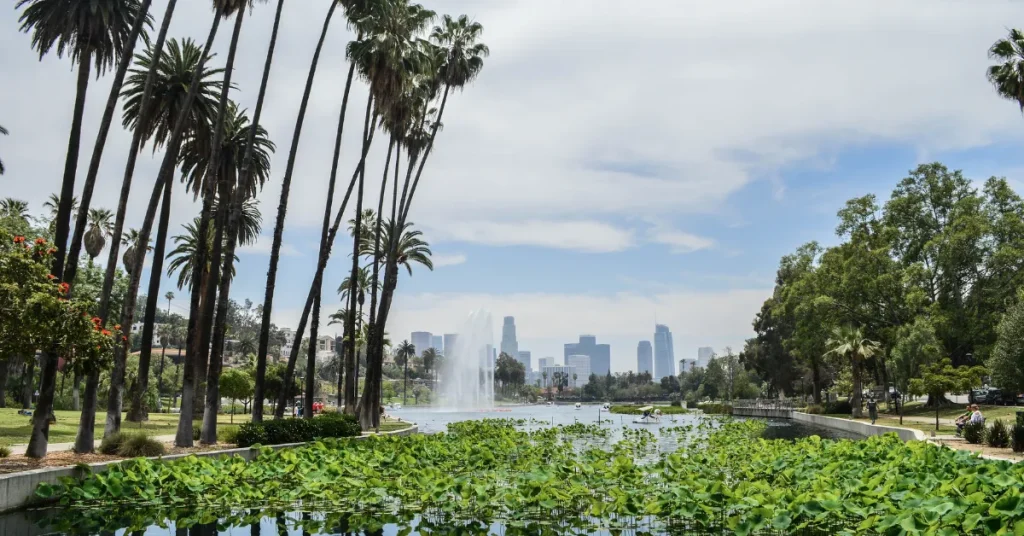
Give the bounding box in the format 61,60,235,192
866,397,878,425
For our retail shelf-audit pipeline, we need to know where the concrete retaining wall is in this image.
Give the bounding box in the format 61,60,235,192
792,412,924,442
733,407,794,419
0,424,417,515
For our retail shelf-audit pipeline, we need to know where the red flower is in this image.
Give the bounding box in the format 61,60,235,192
46,248,56,254
34,238,46,245
13,236,25,244
91,317,102,324
122,336,128,342
101,329,111,336
58,282,70,294
47,274,57,280
114,324,121,331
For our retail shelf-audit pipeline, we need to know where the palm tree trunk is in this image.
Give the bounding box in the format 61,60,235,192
64,0,156,287
156,342,167,413
403,358,409,406
77,2,176,455
26,54,92,458
305,294,319,420
126,161,174,422
254,0,338,423
108,7,225,445
851,358,863,418
238,0,284,423
198,8,247,444
362,137,395,425
344,118,376,419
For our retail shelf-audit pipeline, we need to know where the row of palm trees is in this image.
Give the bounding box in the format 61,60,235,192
15,0,487,457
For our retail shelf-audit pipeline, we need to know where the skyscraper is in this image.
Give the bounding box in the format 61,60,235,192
538,356,555,369
564,335,611,376
567,354,591,386
443,333,458,357
637,341,653,375
500,316,519,358
431,335,443,353
517,350,532,372
411,331,432,357
697,346,714,368
654,324,675,380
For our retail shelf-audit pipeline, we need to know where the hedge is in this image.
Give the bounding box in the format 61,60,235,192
235,412,361,447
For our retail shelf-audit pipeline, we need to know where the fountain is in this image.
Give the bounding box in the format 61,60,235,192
440,310,495,409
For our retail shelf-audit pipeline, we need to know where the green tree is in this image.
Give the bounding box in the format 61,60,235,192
889,317,942,401
219,368,254,423
987,28,1024,112
825,326,881,418
421,347,437,388
83,209,114,262
395,340,415,405
909,359,986,431
988,291,1024,394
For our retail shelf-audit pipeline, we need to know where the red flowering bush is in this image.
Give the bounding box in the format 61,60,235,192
0,231,120,376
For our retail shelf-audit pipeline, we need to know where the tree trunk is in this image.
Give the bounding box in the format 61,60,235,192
254,0,337,423
305,294,319,420
127,151,175,422
403,358,409,406
0,360,8,408
64,0,156,287
810,355,822,404
199,7,247,445
26,57,93,458
851,358,863,418
156,342,167,413
79,4,176,454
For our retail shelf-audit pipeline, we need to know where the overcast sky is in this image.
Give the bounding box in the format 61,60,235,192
3,1,1024,372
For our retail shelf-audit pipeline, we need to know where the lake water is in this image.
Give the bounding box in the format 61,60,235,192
1,405,860,535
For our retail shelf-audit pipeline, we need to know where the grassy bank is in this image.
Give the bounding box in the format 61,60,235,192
0,409,251,447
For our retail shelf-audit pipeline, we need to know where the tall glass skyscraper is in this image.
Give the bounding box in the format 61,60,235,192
654,324,675,380
564,335,611,376
500,316,519,357
637,341,653,375
411,331,432,357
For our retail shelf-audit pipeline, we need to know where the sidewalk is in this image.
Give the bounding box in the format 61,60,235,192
8,434,177,454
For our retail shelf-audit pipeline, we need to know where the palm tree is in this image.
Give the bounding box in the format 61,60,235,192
0,125,8,175
166,219,243,294
18,0,153,459
83,208,114,261
422,347,437,389
42,193,79,235
0,199,30,220
120,228,151,275
242,0,286,424
255,0,345,423
988,29,1024,111
395,340,415,405
825,326,881,418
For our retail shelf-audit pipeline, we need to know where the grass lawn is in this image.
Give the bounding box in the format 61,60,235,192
376,420,415,433
0,409,251,447
897,402,1023,422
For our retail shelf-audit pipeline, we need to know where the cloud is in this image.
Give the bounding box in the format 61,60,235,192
237,236,301,257
648,227,714,254
431,253,467,267
428,220,634,253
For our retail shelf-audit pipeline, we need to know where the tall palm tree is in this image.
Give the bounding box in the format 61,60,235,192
0,125,8,175
155,291,174,413
395,340,415,405
19,0,153,459
421,347,437,389
825,326,881,418
43,193,79,235
166,219,244,294
83,208,114,261
238,0,286,424
988,29,1024,111
255,0,344,423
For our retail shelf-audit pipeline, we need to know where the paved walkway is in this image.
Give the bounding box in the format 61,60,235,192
9,434,177,454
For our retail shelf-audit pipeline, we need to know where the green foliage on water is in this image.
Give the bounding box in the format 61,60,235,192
608,405,688,415
34,418,1024,534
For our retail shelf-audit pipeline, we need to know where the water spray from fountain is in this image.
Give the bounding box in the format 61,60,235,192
441,310,495,409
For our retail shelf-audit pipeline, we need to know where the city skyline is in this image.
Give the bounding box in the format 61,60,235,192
654,324,676,380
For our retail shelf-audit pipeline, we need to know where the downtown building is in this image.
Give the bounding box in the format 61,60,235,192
443,333,458,357
637,341,653,375
566,354,591,386
654,324,675,380
411,331,433,357
697,346,714,368
564,335,611,376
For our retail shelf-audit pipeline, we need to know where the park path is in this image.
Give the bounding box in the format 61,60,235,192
9,434,177,454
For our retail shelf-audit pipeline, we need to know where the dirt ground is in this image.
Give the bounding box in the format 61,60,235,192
933,439,1024,462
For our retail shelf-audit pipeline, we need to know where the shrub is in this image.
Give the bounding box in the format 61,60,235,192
804,404,824,415
823,400,853,415
98,432,127,455
117,433,165,458
0,446,10,458
987,419,1010,448
697,403,732,415
235,413,361,448
1012,423,1024,453
963,421,986,444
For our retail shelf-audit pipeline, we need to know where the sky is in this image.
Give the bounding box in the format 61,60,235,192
4,1,1024,373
